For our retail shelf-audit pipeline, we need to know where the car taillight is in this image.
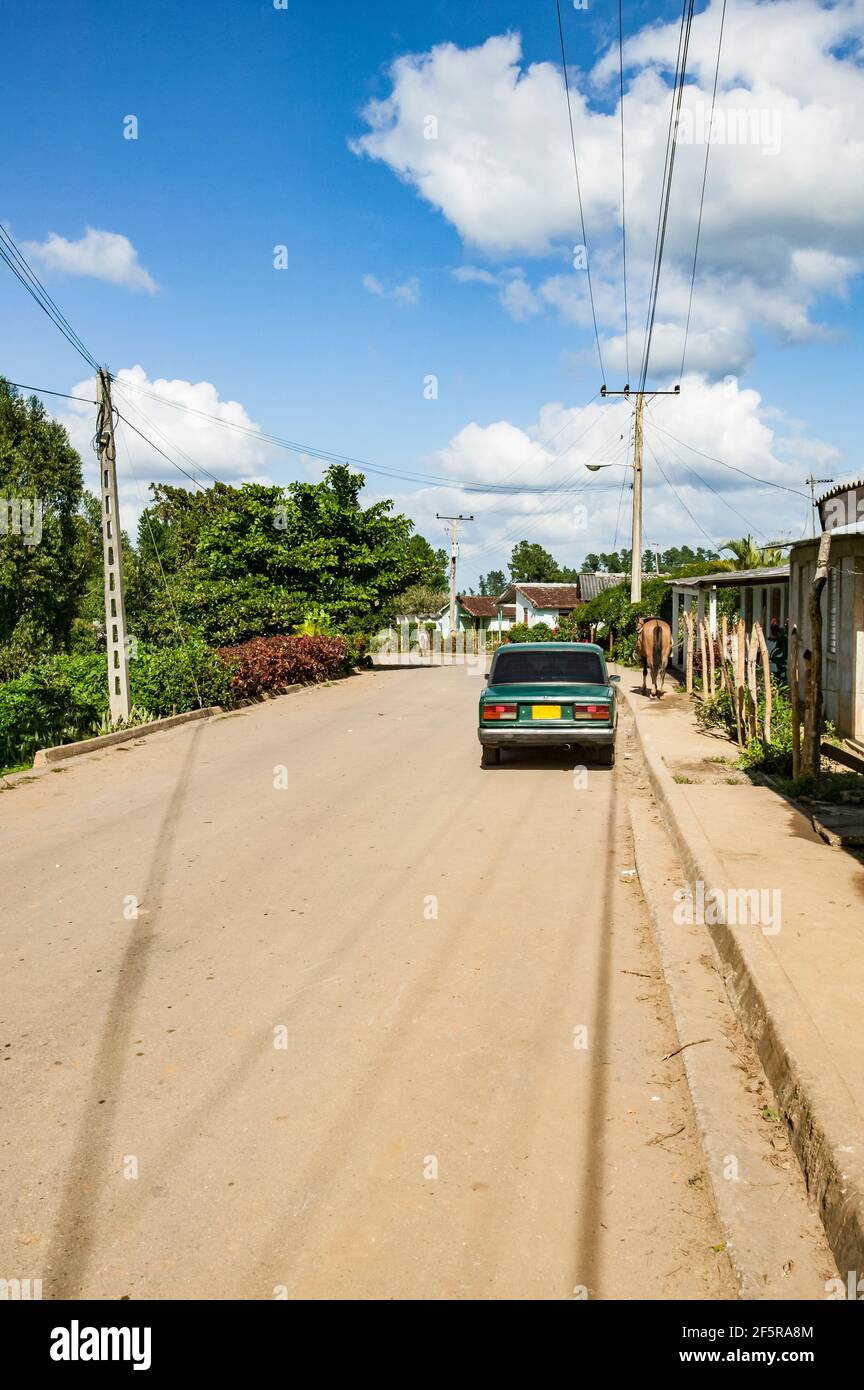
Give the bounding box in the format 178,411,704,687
573,704,610,720
483,703,517,720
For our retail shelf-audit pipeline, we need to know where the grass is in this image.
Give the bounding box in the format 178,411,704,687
774,770,864,805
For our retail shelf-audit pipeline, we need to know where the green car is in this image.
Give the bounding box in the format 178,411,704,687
478,642,619,768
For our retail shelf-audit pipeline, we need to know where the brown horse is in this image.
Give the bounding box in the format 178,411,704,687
636,616,672,698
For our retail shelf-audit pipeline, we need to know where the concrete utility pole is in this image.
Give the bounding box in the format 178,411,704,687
600,384,680,604
806,475,833,537
436,512,474,638
97,368,131,724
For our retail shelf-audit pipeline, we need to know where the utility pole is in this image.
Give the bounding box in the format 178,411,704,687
97,368,131,724
806,475,833,537
436,512,474,638
600,384,679,603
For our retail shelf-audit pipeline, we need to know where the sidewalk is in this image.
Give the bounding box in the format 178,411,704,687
613,666,864,1281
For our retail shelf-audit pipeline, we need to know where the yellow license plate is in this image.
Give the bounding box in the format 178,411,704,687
532,705,561,719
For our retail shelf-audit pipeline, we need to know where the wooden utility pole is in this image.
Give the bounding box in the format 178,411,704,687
805,475,833,537
97,368,131,724
436,512,473,642
802,530,831,779
600,384,679,604
631,394,644,603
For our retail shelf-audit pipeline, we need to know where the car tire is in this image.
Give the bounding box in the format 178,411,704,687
596,743,615,768
481,746,501,768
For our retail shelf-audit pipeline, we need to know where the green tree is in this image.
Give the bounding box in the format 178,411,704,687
720,535,784,570
134,465,422,646
479,569,506,597
403,533,448,590
386,583,447,619
0,380,89,676
509,540,561,583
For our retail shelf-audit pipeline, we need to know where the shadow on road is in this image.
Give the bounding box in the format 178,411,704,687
45,723,206,1298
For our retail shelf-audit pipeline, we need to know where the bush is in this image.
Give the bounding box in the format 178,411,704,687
697,681,801,775
578,577,672,664
0,653,108,769
219,633,351,700
505,621,556,643
130,640,236,717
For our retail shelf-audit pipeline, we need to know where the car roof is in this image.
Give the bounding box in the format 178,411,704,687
494,642,604,653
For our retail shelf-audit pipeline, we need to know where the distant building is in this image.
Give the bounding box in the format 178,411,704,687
788,480,864,748
438,595,516,638
495,583,582,627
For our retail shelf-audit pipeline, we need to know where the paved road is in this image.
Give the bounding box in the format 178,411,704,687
1,665,735,1300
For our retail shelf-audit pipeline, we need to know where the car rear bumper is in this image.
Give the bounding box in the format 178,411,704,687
478,725,616,747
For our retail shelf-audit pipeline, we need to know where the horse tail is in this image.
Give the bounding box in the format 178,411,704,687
653,621,663,673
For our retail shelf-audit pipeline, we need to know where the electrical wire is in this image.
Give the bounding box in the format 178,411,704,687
618,0,631,383
112,376,611,496
555,0,606,383
679,0,727,379
0,378,97,405
643,435,721,551
645,414,772,542
638,0,696,392
646,413,812,498
0,226,100,373
114,415,203,709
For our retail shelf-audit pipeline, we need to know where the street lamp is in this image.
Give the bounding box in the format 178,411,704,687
585,461,634,473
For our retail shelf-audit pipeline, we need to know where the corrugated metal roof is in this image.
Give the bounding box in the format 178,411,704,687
673,565,789,589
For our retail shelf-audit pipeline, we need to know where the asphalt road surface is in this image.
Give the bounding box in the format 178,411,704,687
1,664,736,1300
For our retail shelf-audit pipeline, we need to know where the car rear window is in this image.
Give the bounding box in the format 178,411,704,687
490,648,605,685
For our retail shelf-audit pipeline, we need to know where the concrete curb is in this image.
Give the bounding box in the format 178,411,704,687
629,798,835,1298
617,670,864,1281
33,706,221,767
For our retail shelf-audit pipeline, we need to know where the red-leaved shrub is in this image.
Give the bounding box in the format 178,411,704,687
219,634,351,700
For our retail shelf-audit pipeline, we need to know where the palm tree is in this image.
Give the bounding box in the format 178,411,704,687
719,535,784,570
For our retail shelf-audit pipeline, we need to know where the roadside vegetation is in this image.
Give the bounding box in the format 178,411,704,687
0,379,447,772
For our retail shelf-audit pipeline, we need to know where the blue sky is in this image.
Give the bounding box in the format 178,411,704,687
2,0,862,584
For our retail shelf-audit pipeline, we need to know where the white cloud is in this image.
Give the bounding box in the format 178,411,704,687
453,263,542,320
57,365,273,533
384,376,838,579
22,227,157,293
362,271,421,306
452,265,498,286
392,275,421,306
351,3,864,376
498,271,541,321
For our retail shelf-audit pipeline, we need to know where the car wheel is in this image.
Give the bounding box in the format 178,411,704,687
481,746,501,768
596,744,615,768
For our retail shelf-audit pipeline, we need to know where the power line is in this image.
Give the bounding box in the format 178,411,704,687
554,0,606,383
114,409,211,492
646,421,771,542
618,0,630,383
644,435,720,551
679,0,727,379
114,415,203,709
0,226,100,373
0,378,97,405
112,376,612,496
646,413,811,498
638,0,696,392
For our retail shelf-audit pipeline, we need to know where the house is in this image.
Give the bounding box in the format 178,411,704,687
495,583,583,628
788,480,864,747
438,595,516,638
670,566,790,667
